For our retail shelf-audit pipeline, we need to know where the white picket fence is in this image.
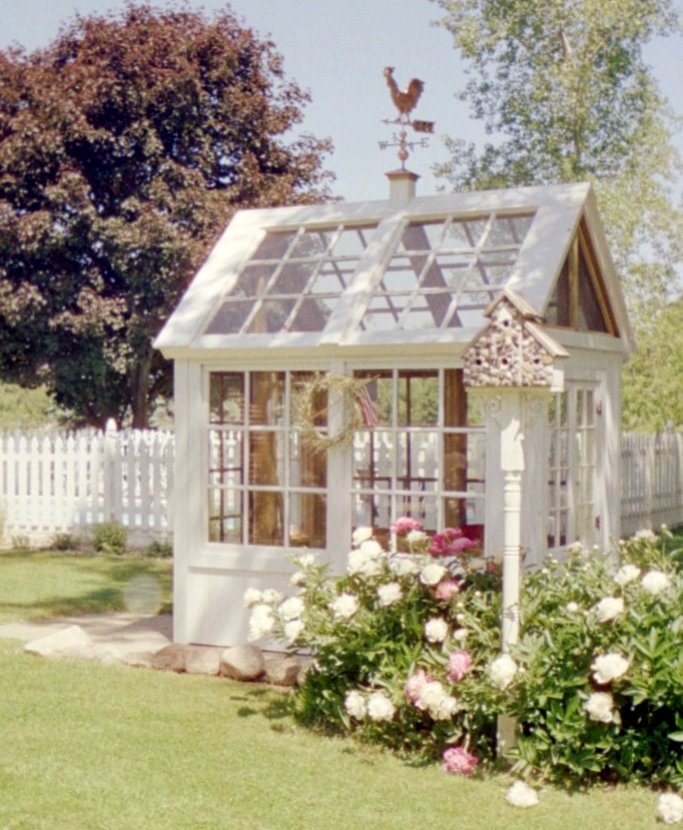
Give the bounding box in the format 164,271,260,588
620,430,683,537
0,420,174,547
0,422,680,548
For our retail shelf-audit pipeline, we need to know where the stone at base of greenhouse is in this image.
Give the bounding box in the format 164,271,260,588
22,625,307,687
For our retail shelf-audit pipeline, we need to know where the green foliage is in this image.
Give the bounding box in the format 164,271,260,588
0,4,332,428
433,0,683,322
49,532,81,552
144,539,173,559
91,522,128,555
0,382,57,429
251,525,682,788
10,534,30,551
622,299,683,429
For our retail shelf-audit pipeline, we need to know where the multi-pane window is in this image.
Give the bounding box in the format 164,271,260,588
363,212,534,331
205,224,376,335
351,369,485,546
548,386,597,549
208,371,327,547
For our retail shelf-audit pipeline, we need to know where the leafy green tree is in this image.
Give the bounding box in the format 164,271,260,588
0,4,332,427
432,0,682,321
622,299,683,430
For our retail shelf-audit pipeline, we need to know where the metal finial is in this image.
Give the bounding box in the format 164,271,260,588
379,67,435,169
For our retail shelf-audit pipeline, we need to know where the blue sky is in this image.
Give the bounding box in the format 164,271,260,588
1,0,682,203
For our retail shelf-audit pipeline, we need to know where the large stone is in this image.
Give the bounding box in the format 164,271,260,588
219,645,265,681
151,643,188,672
185,646,222,676
263,655,302,687
24,625,96,660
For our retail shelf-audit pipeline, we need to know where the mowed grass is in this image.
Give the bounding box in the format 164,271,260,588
0,639,663,830
0,550,670,830
0,549,172,622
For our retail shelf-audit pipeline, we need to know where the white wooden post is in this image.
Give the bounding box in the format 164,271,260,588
103,418,118,522
498,391,526,652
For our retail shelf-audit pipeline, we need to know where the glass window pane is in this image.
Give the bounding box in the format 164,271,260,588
251,231,296,260
209,373,244,423
289,228,332,259
249,491,284,545
209,431,242,478
249,431,285,485
290,432,327,488
209,489,242,543
353,373,392,426
246,299,296,333
398,371,438,426
204,300,253,335
250,373,284,425
291,372,328,426
289,297,339,332
289,492,326,548
353,431,392,487
332,225,373,257
401,222,444,252
353,491,392,542
271,261,317,294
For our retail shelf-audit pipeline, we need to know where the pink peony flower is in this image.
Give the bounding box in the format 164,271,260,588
428,528,478,557
435,578,460,602
442,745,479,776
404,669,433,707
447,650,473,682
391,516,424,535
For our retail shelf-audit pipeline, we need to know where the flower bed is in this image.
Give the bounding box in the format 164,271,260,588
245,523,683,801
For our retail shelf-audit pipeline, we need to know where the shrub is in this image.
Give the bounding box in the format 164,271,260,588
509,531,683,788
247,524,682,789
50,532,81,551
144,539,173,558
91,521,128,555
10,534,30,551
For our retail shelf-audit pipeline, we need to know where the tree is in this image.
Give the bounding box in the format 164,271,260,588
622,299,683,430
0,4,333,427
432,0,682,323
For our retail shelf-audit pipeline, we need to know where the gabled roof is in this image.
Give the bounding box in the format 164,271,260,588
155,182,634,358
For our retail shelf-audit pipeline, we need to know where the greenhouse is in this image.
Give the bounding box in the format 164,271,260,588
155,174,633,647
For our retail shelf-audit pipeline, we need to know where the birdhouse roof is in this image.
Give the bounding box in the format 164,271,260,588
155,181,634,359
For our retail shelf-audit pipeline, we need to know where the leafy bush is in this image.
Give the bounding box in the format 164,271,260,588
247,524,682,789
10,534,30,551
50,532,81,551
510,531,683,788
144,539,173,558
91,521,128,555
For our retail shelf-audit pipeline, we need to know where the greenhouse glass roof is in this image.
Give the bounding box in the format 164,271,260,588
155,181,632,356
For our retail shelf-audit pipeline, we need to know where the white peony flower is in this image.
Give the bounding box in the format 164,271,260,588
614,564,640,586
279,596,305,621
283,619,305,642
360,539,384,558
583,691,615,723
331,593,360,620
594,596,624,622
406,529,428,546
489,654,518,690
418,681,459,720
453,628,469,644
248,603,275,640
377,582,403,607
389,555,421,576
657,793,683,825
352,526,374,547
261,589,283,605
366,691,395,722
641,570,671,596
420,562,447,587
591,653,630,685
505,781,539,808
566,601,579,613
634,528,657,541
344,690,367,720
424,617,449,643
290,570,306,587
243,587,263,608
293,552,316,568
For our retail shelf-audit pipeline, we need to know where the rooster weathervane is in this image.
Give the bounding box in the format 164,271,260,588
380,67,435,168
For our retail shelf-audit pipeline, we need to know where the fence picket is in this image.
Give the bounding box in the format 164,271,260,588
0,425,680,547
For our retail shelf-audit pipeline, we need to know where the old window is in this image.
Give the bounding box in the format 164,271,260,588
208,371,327,548
351,368,485,546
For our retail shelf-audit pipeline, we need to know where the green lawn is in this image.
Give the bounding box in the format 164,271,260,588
0,550,670,829
0,548,172,622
